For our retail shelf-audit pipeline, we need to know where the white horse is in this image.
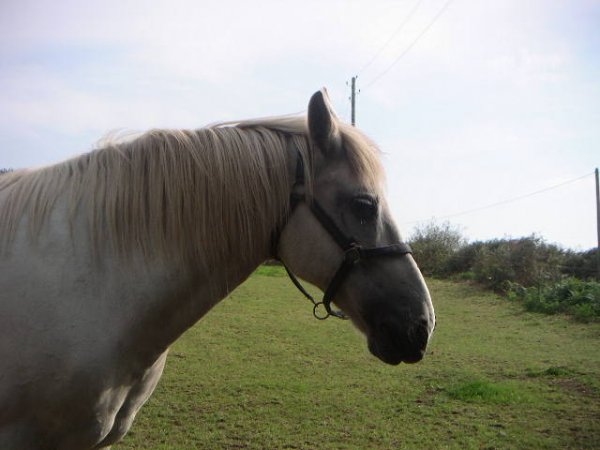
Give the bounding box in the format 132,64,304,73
0,90,435,449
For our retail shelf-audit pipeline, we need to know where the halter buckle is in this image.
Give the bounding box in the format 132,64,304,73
344,246,361,264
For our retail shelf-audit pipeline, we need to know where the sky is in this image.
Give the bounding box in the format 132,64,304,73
1,0,599,250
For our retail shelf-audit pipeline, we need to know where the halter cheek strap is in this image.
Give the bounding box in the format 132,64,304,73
274,152,413,320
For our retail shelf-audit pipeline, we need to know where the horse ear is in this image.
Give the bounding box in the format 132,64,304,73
308,89,341,156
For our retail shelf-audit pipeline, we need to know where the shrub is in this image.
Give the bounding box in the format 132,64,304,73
470,236,564,291
408,221,467,277
446,241,485,275
407,219,599,320
562,248,599,281
471,240,516,290
508,278,600,321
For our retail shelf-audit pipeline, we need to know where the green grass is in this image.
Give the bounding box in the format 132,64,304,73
116,267,600,449
446,379,533,404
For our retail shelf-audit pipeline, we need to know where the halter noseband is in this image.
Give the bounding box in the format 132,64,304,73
274,152,413,320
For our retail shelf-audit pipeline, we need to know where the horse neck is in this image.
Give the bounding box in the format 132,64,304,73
113,134,298,364
128,253,264,359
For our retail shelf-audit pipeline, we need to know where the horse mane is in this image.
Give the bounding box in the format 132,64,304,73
0,115,384,268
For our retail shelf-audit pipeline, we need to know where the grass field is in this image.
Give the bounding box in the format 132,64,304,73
116,266,600,449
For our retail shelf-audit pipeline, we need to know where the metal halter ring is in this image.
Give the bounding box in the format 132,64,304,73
312,302,330,320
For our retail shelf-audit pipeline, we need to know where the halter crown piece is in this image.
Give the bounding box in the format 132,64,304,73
274,151,413,320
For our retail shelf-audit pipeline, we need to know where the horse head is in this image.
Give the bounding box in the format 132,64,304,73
277,90,435,365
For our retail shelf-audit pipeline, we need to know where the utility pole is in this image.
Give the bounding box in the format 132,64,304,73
350,76,357,126
595,167,600,279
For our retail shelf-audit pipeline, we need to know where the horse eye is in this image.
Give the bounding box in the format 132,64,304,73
350,196,378,223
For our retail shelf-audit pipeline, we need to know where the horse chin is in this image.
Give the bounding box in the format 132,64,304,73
366,319,429,366
367,337,425,365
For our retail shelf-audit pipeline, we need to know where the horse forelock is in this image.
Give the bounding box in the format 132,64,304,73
0,114,384,268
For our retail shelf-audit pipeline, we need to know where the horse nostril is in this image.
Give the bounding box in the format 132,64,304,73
419,316,435,334
368,315,432,365
380,319,426,347
414,323,429,344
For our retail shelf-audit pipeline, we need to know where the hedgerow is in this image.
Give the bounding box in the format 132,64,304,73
408,220,599,321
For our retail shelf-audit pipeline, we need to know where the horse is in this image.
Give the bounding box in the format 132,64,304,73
0,89,435,449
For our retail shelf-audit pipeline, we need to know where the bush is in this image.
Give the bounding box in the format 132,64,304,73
445,241,485,275
471,240,516,291
470,236,564,291
562,248,599,281
407,219,599,320
408,221,467,277
508,278,600,321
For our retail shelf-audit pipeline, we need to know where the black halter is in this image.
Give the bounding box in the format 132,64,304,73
274,152,413,320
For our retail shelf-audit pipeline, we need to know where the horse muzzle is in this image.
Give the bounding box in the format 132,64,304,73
367,317,432,365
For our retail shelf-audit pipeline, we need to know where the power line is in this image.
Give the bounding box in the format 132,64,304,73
364,0,454,89
403,171,595,225
357,0,425,76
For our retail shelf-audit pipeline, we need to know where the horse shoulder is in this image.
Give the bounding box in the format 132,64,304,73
0,202,171,448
